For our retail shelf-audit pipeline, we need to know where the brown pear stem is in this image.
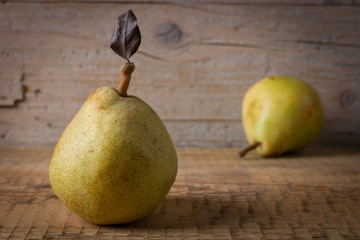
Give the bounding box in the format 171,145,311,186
239,142,261,158
118,62,135,97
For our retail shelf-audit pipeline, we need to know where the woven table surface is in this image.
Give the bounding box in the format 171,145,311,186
0,147,359,239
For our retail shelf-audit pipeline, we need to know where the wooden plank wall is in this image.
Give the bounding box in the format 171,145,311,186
0,1,359,147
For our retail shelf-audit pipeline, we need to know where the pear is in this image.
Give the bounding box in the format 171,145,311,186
50,10,177,225
240,76,323,157
49,62,177,225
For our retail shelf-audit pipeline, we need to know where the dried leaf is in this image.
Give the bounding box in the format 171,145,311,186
110,10,141,61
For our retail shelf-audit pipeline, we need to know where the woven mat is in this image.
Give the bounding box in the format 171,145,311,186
0,147,360,239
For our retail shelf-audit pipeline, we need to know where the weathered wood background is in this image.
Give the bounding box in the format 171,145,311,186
0,0,359,147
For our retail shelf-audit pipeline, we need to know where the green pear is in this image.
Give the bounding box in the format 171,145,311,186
49,63,177,225
240,76,323,157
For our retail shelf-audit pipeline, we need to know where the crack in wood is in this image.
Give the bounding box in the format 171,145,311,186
210,39,360,51
61,212,74,236
0,201,18,224
43,225,51,239
0,73,27,108
295,39,360,49
137,50,167,61
281,39,360,49
23,226,34,240
198,41,275,50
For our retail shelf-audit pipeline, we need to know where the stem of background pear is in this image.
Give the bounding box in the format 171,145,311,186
118,61,135,97
239,142,261,158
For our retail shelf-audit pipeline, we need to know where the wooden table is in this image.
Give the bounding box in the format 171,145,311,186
1,147,360,239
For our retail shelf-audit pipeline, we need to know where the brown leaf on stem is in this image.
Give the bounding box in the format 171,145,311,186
110,10,141,61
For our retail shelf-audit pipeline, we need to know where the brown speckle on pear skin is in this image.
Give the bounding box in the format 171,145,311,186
307,109,313,117
121,175,129,182
268,76,276,81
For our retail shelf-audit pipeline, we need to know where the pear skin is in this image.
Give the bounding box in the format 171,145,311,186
49,86,178,224
241,76,323,157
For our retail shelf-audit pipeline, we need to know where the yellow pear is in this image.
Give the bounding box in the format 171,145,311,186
240,76,323,157
49,63,178,224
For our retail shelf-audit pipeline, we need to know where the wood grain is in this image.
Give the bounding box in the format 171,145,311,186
0,2,359,147
4,0,360,5
1,147,360,239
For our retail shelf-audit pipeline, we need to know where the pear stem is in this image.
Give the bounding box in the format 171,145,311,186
239,142,261,158
118,62,135,97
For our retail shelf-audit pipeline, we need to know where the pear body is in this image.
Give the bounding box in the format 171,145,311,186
49,86,178,225
242,76,323,157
